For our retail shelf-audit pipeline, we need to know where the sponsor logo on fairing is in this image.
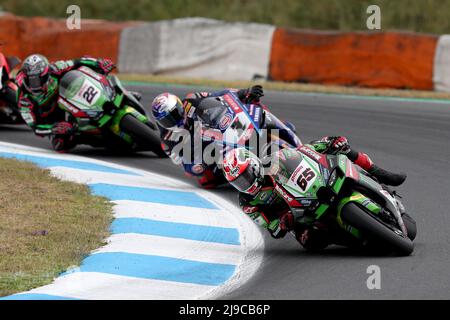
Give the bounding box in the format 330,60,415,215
291,164,304,182
321,167,330,181
185,103,196,118
275,184,293,202
253,107,260,123
243,206,258,214
224,94,241,113
249,104,255,116
219,113,233,130
299,146,322,162
58,98,82,115
78,66,103,82
300,199,314,206
191,164,205,175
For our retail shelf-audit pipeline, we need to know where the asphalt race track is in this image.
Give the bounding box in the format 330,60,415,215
2,83,450,299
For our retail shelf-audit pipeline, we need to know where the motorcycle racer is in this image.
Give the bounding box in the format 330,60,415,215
151,85,301,188
222,139,407,250
16,54,117,152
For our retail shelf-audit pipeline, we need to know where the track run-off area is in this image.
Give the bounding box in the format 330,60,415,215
1,83,450,299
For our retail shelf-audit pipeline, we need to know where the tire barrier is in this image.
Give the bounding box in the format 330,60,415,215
269,28,438,90
1,14,450,91
0,14,132,63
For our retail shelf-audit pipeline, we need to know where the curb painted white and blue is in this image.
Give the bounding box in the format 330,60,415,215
0,142,264,300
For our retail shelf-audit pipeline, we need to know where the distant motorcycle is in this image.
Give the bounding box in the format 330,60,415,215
41,66,166,156
0,53,22,124
268,147,416,255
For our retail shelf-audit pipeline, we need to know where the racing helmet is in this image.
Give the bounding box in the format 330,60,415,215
21,54,50,94
151,92,185,130
223,148,264,195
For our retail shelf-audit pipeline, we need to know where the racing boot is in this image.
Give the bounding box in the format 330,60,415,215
346,149,406,187
368,164,407,187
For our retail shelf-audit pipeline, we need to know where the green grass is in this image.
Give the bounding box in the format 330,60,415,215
118,73,450,101
1,0,450,34
0,158,113,297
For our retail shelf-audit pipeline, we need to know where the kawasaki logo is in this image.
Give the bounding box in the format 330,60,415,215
300,146,322,162
275,184,293,202
58,98,80,115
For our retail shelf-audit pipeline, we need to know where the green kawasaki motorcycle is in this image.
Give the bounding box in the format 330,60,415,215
270,146,416,255
54,66,166,156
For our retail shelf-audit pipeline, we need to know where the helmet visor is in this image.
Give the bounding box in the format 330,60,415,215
230,161,262,194
156,104,184,129
27,74,48,92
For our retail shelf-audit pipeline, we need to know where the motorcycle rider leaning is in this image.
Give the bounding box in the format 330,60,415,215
222,140,406,250
16,54,116,152
151,85,301,188
152,85,405,189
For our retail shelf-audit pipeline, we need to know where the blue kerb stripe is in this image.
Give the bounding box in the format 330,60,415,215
0,293,78,300
112,218,240,245
0,152,139,176
62,252,236,286
89,183,218,209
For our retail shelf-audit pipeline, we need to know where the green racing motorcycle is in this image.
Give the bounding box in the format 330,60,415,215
269,146,416,255
50,66,166,156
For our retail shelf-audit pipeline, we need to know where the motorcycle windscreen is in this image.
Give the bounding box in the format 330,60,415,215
59,70,105,111
197,97,229,129
272,149,325,198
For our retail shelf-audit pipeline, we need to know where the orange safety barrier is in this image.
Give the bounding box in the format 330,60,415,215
269,28,438,90
0,14,135,66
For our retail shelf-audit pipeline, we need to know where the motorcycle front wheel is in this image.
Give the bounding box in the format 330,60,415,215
341,202,414,256
120,114,167,158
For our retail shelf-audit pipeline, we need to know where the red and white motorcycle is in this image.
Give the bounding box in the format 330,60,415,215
0,52,22,124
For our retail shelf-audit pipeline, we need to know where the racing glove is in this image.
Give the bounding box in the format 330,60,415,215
97,58,115,74
243,85,264,104
323,136,350,154
51,122,76,152
268,211,295,239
